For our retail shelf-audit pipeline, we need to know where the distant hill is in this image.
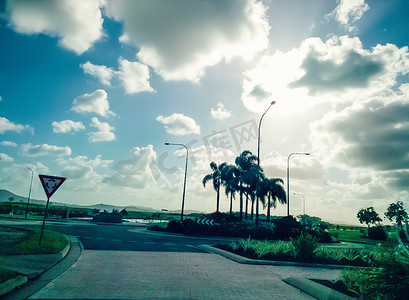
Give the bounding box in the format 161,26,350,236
0,189,45,205
0,189,204,214
87,203,156,212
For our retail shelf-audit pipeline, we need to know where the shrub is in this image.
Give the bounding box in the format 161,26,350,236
272,216,301,240
91,211,122,223
290,232,319,260
368,226,388,240
342,250,409,299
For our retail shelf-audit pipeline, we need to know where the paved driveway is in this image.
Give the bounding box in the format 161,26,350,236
29,250,334,299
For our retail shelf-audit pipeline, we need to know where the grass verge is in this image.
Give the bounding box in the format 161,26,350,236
0,227,68,284
0,228,68,255
0,267,19,283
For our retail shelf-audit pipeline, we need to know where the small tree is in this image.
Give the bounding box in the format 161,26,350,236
357,207,382,230
385,201,408,228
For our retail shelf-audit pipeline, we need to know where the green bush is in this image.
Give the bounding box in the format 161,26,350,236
368,226,388,240
342,250,409,299
221,237,380,266
290,232,319,260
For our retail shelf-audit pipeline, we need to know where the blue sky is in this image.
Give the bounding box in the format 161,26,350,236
1,0,408,225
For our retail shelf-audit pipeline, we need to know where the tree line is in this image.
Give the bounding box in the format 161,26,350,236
357,201,408,229
202,150,286,222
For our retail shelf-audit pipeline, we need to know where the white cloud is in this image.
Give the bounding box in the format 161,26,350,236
241,35,409,114
57,155,112,191
7,0,104,54
157,113,200,135
117,58,154,94
262,151,324,180
88,117,115,142
175,145,235,171
0,141,18,147
71,89,115,117
80,58,154,94
20,143,71,157
80,61,114,86
0,116,32,134
103,145,158,188
104,0,269,82
0,153,14,162
0,162,49,193
327,0,369,31
310,84,409,190
52,120,85,134
211,102,232,120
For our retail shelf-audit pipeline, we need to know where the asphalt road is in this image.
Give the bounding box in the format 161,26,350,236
44,221,236,252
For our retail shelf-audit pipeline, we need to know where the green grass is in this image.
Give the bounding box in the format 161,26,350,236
341,250,409,299
0,228,68,255
0,267,19,283
329,228,365,242
0,228,68,283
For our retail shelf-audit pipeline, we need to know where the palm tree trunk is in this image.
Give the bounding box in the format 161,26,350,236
267,196,271,222
229,193,233,215
256,195,259,223
216,183,220,213
239,184,243,220
245,194,249,219
251,197,254,220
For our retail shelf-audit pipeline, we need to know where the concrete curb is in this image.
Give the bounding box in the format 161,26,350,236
282,277,354,300
0,234,71,298
198,244,351,269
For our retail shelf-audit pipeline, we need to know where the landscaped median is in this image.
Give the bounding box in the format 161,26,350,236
201,235,409,299
0,226,70,297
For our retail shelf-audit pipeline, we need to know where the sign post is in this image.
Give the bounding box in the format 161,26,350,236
38,174,66,245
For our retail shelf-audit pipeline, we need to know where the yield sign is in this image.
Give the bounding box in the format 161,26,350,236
39,174,66,199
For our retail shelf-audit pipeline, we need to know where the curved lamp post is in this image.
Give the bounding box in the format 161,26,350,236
287,152,310,216
256,100,276,223
25,167,34,219
293,192,305,215
165,142,188,221
257,100,276,166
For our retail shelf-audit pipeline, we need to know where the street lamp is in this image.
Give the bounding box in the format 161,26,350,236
293,192,305,215
257,100,276,166
287,152,310,216
256,100,276,223
165,142,188,221
25,167,34,219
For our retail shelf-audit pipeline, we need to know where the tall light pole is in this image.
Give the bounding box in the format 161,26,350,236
25,167,34,219
257,100,276,166
256,100,276,224
287,152,310,216
293,192,305,215
165,142,188,221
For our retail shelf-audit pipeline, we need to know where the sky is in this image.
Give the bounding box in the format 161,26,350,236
0,0,408,225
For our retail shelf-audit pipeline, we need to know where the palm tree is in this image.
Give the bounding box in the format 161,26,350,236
264,178,286,221
242,163,262,220
221,164,239,216
234,151,258,220
203,162,228,213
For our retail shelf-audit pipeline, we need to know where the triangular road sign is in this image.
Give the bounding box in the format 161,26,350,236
39,174,66,199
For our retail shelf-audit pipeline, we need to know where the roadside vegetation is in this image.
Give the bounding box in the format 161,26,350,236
0,268,19,283
0,228,68,256
0,227,69,283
